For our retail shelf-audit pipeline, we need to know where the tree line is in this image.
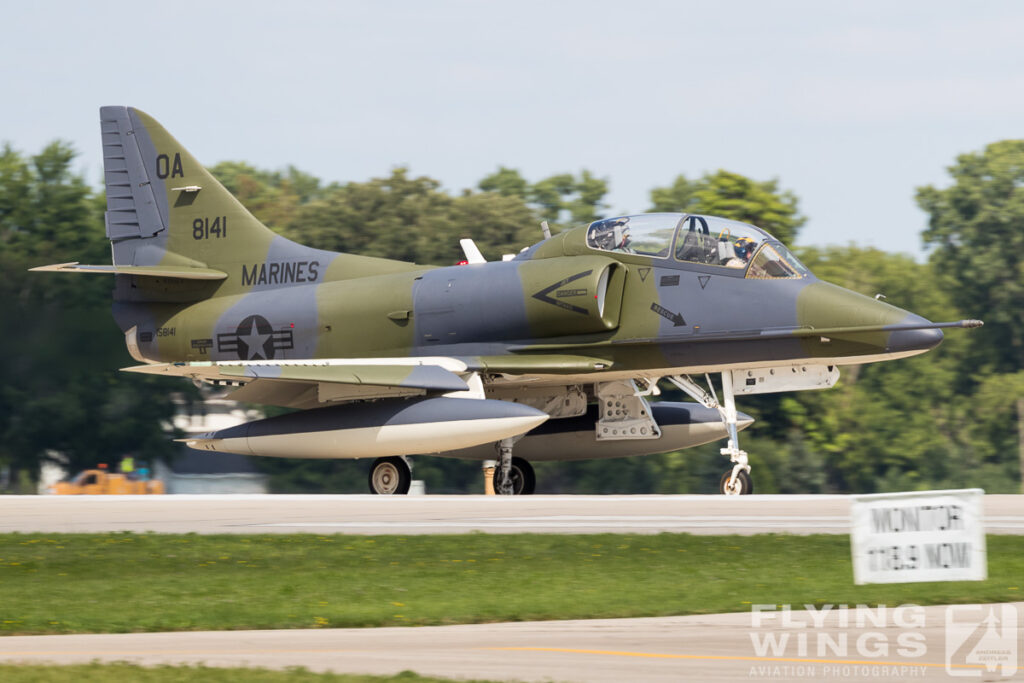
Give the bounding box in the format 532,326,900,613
0,140,1020,494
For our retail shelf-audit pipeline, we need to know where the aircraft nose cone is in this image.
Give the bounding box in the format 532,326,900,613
887,316,944,354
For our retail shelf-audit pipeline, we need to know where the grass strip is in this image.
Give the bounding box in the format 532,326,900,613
0,533,1019,635
0,664,492,682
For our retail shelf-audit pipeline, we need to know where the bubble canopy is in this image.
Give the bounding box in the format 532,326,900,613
585,213,809,279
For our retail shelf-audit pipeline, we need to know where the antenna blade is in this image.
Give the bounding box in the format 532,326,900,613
459,238,486,264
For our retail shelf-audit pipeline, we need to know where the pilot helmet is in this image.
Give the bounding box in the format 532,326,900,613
590,218,630,250
734,237,756,260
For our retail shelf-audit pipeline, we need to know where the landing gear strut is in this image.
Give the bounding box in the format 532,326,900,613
666,372,753,496
493,456,536,495
493,438,535,495
368,456,412,495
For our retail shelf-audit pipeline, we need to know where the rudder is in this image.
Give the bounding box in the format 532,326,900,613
100,106,299,276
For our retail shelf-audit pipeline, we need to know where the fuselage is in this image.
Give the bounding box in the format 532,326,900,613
117,213,943,382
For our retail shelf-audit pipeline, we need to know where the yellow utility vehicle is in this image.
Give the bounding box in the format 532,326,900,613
51,469,165,495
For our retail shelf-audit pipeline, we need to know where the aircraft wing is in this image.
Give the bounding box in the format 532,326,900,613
122,357,473,409
123,354,617,409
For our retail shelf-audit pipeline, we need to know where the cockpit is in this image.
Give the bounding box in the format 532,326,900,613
585,213,809,279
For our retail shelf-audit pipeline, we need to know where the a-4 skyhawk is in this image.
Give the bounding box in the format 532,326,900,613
34,107,982,495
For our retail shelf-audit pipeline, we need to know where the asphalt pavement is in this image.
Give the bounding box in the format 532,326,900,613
2,604,1020,682
0,493,1021,535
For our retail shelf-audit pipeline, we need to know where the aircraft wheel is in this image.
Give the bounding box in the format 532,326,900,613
493,456,535,495
368,456,411,495
719,470,753,496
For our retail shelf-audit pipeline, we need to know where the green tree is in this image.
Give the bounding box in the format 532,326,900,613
649,170,805,245
208,161,322,233
916,140,1024,374
282,168,539,265
564,170,609,224
479,167,610,228
649,175,699,215
450,190,544,260
776,246,975,491
283,168,453,262
0,142,104,264
0,142,181,488
478,166,528,198
959,372,1024,492
528,170,608,226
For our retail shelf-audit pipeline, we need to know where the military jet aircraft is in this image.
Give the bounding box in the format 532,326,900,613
33,107,982,495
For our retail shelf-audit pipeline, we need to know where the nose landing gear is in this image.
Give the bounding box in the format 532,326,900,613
719,468,753,495
666,372,753,496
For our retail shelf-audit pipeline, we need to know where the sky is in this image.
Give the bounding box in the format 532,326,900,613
2,1,1022,258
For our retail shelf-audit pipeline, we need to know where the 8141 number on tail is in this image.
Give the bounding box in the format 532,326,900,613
193,216,228,240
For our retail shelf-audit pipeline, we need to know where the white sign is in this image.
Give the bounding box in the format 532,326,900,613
850,489,986,585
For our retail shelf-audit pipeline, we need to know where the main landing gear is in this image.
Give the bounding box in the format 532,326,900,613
368,456,412,495
493,437,536,495
493,455,536,495
367,450,539,495
666,372,753,495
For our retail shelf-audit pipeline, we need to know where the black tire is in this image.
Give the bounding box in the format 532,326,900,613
368,456,412,495
719,469,753,495
493,456,536,495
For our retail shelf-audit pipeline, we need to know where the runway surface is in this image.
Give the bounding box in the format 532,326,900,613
0,494,1022,535
2,499,1021,681
2,604,1020,682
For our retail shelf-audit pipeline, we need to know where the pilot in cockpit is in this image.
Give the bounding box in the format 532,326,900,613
588,217,632,252
726,236,755,268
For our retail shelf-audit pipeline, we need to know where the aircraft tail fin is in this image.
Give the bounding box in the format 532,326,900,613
30,108,424,303
99,106,339,290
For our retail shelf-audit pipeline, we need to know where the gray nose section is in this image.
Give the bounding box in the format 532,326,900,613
887,316,945,353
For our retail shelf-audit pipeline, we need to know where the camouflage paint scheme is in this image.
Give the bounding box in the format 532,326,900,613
33,107,978,487
94,108,938,375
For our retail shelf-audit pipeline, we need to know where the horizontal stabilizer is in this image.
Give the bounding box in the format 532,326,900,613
30,262,227,280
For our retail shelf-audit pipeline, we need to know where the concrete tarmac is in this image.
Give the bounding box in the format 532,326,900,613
1,604,1020,682
0,494,1022,535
